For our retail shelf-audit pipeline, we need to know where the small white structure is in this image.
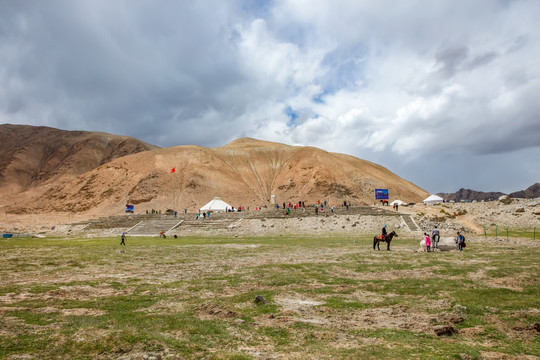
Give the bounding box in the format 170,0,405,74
390,200,407,206
199,197,232,213
423,194,444,205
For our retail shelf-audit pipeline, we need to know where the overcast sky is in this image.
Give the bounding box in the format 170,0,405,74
1,0,539,193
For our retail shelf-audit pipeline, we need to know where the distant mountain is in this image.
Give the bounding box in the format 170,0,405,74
0,124,157,197
509,183,540,199
438,183,540,202
437,188,505,202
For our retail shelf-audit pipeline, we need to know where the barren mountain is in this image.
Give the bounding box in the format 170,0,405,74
4,137,429,216
439,183,540,202
509,183,540,199
438,188,506,202
0,124,157,200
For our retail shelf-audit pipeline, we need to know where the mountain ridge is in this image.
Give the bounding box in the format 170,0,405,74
438,183,540,202
0,124,157,198
1,129,429,215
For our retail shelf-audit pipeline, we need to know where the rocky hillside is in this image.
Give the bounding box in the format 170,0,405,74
438,188,505,202
4,137,429,215
0,124,157,198
439,183,540,202
509,183,540,199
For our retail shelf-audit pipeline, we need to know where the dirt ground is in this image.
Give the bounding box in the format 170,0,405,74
0,198,539,358
1,232,539,359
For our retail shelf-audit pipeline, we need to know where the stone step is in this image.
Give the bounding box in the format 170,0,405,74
401,214,420,232
127,219,183,236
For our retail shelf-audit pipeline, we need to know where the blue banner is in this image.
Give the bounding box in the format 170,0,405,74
375,189,389,200
125,204,134,213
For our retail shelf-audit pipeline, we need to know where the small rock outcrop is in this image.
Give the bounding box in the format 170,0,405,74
434,324,457,336
254,295,267,304
420,237,457,252
499,195,512,204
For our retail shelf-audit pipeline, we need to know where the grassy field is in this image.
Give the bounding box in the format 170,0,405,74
0,235,539,359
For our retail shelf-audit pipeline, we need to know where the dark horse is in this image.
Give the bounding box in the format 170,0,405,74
373,231,398,250
380,199,389,206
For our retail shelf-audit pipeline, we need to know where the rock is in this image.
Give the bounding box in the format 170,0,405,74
438,237,458,251
434,324,457,336
420,237,456,252
143,354,162,360
515,207,525,213
453,304,468,312
498,195,512,204
254,295,267,304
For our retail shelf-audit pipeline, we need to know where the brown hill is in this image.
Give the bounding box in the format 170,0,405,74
5,137,429,216
0,124,157,202
509,183,540,199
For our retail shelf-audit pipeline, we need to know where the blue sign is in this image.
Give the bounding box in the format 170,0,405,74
125,204,134,213
375,189,389,200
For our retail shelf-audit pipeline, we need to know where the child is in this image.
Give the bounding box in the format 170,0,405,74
424,232,431,252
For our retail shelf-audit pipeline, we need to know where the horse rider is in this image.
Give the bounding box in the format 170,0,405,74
432,225,440,249
382,224,388,241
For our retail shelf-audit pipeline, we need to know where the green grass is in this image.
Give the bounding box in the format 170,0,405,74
1,234,539,359
483,227,538,239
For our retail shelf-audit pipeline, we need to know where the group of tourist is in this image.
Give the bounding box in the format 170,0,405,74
196,212,211,219
422,226,466,252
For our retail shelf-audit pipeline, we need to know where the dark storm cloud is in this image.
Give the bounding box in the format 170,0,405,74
0,0,255,145
435,45,470,78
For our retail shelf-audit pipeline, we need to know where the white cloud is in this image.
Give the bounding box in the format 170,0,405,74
0,0,538,192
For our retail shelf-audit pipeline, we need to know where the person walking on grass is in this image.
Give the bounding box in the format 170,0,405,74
120,233,126,245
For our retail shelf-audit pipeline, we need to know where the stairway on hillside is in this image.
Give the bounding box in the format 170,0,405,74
401,214,420,232
127,219,183,236
180,218,239,230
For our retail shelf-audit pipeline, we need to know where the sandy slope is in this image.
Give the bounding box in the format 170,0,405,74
0,124,156,204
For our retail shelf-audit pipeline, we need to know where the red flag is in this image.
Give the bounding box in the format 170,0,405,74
170,167,175,173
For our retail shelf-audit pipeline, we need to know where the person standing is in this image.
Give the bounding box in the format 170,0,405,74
120,233,126,246
432,226,440,249
456,232,465,252
424,232,431,252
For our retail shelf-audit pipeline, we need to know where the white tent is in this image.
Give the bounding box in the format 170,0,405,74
390,200,407,206
423,194,444,205
199,197,232,212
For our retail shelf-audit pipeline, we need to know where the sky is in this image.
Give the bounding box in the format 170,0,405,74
1,0,539,194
